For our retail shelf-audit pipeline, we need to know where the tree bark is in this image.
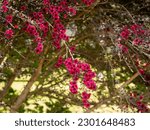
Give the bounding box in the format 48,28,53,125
10,58,44,112
0,64,21,102
10,45,49,112
0,74,16,101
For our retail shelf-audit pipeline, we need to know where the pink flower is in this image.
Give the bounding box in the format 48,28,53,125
69,81,78,94
118,44,128,53
70,45,76,53
1,0,9,13
26,24,38,37
34,36,42,43
35,43,43,54
68,7,76,16
133,38,142,45
64,58,81,75
14,25,19,29
1,5,8,13
5,15,13,23
82,0,95,6
43,0,50,5
139,69,144,75
63,14,68,19
139,95,144,100
80,63,90,71
130,24,146,35
84,70,96,81
120,28,130,39
2,0,9,5
83,79,96,90
4,29,14,39
82,91,91,100
20,6,27,11
130,24,141,34
55,56,63,68
83,100,91,108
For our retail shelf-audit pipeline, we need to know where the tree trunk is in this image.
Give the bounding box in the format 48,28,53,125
0,65,21,101
10,58,44,112
0,74,16,101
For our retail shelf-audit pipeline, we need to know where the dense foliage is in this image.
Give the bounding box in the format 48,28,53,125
0,0,150,113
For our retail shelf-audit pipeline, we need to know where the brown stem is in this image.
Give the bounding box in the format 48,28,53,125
120,63,150,89
120,72,139,89
85,97,115,113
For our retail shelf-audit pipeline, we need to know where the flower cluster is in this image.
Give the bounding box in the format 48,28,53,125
25,24,39,37
83,70,96,90
32,11,49,38
82,0,95,6
55,56,63,68
2,0,14,40
133,38,142,45
63,57,96,108
35,43,43,54
69,81,78,94
69,45,76,53
120,24,146,40
118,24,148,52
4,29,14,39
2,0,95,53
1,0,9,13
120,27,130,39
130,24,145,35
5,15,13,24
42,0,94,50
82,91,91,108
129,92,148,113
25,23,44,54
43,1,71,49
117,43,128,53
2,0,96,108
64,58,80,75
55,51,96,104
20,5,27,11
139,69,145,75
